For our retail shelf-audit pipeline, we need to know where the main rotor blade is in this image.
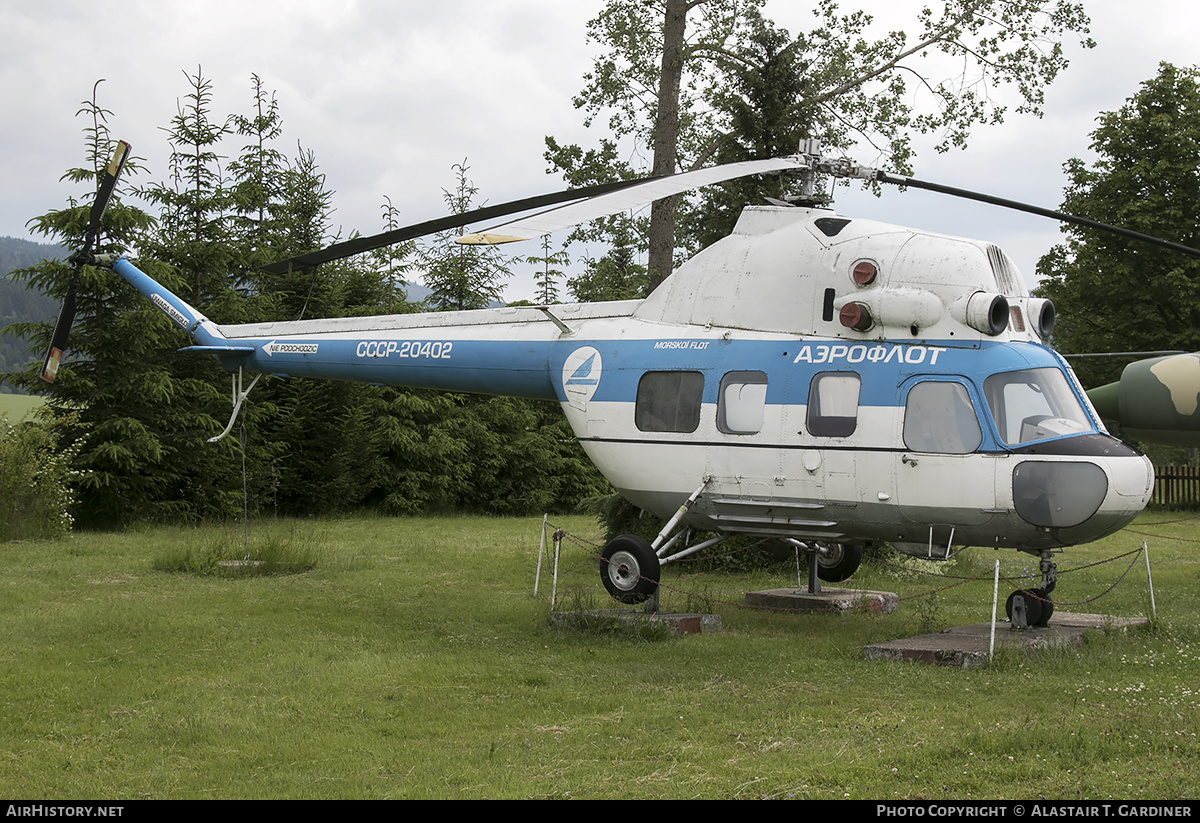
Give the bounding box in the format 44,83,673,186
877,171,1200,259
458,156,807,245
259,176,658,274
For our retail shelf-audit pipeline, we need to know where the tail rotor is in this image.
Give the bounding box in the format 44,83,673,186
40,139,131,383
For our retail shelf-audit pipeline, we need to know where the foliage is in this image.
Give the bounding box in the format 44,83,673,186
417,161,511,311
1036,63,1200,389
525,236,570,305
5,75,607,529
0,413,79,541
681,18,814,252
4,84,179,527
550,0,1095,288
566,221,649,303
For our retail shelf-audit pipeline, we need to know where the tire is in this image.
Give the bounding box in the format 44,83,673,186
1032,587,1054,627
816,542,863,582
1005,588,1045,628
600,534,660,604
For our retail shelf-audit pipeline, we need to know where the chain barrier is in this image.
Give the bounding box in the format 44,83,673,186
545,521,1151,618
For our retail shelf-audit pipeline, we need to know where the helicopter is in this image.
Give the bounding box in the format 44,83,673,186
43,139,1199,629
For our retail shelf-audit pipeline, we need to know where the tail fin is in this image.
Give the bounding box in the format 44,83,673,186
110,256,237,353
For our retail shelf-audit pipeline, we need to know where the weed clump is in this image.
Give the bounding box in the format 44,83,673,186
152,524,322,576
551,587,675,642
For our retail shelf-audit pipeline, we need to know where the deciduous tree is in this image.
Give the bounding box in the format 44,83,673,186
1037,63,1200,389
552,0,1095,289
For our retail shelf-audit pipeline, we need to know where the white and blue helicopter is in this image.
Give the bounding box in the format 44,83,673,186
46,140,1197,628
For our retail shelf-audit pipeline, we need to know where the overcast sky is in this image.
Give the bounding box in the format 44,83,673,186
3,0,1197,301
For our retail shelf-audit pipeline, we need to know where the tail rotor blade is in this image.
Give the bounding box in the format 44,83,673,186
86,140,131,243
40,285,76,383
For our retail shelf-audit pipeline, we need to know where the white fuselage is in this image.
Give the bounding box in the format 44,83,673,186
114,205,1155,558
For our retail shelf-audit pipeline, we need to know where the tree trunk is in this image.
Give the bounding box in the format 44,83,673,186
647,0,689,291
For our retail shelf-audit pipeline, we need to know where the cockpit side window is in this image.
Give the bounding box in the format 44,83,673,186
636,371,704,433
807,372,860,437
983,367,1093,445
717,371,768,434
903,381,982,453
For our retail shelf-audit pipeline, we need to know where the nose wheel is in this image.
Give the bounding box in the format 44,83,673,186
1006,552,1058,629
1005,587,1055,628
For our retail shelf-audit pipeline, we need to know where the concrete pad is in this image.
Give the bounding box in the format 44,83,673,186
863,612,1151,668
744,587,899,615
550,609,722,635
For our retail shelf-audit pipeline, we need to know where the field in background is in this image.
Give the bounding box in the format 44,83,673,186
0,512,1197,799
0,393,44,421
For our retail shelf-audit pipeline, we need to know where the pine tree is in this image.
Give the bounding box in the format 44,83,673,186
3,83,182,527
526,237,571,305
228,74,290,274
418,161,511,311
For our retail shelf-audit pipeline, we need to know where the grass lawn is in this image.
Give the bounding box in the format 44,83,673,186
0,512,1196,799
0,393,45,422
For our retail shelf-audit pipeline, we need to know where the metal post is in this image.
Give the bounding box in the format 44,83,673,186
1143,542,1156,622
551,529,562,610
535,514,547,595
990,560,1000,662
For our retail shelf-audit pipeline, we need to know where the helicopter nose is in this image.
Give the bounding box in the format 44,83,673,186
1012,450,1153,540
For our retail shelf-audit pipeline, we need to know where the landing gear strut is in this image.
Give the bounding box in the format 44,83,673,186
1006,550,1058,629
788,540,864,594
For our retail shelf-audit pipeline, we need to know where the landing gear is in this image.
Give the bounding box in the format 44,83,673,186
1006,588,1051,628
816,542,864,583
789,540,864,594
1006,551,1058,629
600,534,660,604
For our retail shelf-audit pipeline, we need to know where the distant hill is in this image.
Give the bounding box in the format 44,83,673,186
1,237,65,394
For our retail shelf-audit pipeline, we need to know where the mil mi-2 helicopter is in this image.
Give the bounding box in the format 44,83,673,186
44,139,1198,628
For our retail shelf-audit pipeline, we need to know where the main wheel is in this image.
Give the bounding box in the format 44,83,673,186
816,542,863,582
600,535,660,604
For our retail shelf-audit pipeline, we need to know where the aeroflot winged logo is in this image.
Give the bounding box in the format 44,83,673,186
562,346,602,409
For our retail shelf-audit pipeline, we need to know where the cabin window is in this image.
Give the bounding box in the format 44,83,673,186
717,371,768,434
636,371,704,433
903,381,982,453
983,368,1092,445
807,372,860,437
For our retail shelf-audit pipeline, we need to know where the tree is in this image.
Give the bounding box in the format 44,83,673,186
10,75,610,527
681,17,812,252
228,74,289,271
3,85,191,526
552,0,1095,290
1036,63,1200,390
526,236,571,305
566,219,649,303
370,196,414,314
418,161,511,311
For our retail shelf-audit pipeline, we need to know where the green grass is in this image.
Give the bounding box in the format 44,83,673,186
0,393,45,422
1,512,1197,799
